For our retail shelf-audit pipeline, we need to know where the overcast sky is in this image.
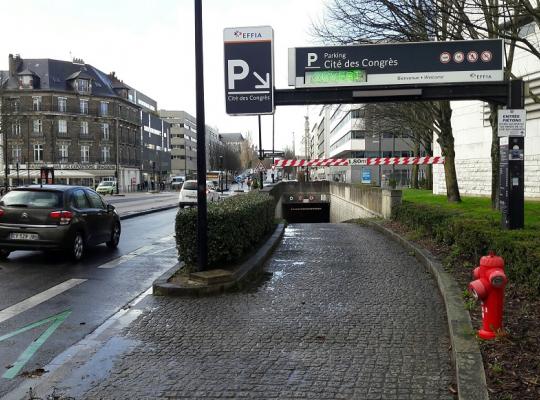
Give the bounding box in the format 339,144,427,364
0,0,329,153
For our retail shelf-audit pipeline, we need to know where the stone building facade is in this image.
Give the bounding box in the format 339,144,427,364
0,54,141,189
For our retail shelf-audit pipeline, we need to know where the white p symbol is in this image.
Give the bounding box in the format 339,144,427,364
228,59,249,89
307,53,318,67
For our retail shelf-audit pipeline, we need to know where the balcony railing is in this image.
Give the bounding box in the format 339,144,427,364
6,105,141,125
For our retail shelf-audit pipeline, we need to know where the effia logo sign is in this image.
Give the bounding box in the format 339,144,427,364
234,30,263,39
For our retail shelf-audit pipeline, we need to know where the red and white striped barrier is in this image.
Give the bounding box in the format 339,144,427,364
274,156,444,167
365,156,444,165
275,158,349,167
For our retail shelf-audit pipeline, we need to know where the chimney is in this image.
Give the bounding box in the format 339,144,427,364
8,54,15,77
9,54,22,77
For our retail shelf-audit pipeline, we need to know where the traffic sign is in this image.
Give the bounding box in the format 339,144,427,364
498,109,526,137
264,151,285,158
224,26,274,115
256,160,266,172
288,39,503,88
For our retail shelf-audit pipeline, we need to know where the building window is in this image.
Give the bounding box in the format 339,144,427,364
12,146,22,162
11,121,21,136
12,99,20,112
80,121,89,135
100,101,108,116
351,131,366,139
32,96,42,111
102,123,110,140
20,75,32,88
80,99,89,114
81,145,89,163
58,120,67,134
102,146,110,162
383,132,394,139
59,144,69,161
33,144,44,162
351,108,365,118
58,97,67,112
77,79,90,93
33,119,42,134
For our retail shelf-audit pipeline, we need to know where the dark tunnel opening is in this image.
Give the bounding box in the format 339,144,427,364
283,203,330,223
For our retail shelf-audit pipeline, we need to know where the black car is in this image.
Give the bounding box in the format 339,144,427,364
0,185,121,261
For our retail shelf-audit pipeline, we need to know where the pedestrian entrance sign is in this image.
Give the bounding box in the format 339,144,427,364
498,109,526,137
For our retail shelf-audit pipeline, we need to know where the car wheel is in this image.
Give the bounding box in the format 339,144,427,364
0,249,11,260
70,232,85,261
179,204,184,209
106,222,121,249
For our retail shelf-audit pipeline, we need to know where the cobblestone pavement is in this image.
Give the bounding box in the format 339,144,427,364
84,223,454,400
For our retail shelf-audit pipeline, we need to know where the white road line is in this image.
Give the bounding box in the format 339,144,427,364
0,279,87,324
156,235,174,243
150,245,177,255
97,243,164,269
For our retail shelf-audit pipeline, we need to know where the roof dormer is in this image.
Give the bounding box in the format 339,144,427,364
17,68,39,89
66,70,93,94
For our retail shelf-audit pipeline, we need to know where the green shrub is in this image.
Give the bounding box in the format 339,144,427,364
175,192,275,268
393,201,540,295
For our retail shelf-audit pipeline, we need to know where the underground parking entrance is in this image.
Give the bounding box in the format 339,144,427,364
282,191,330,223
283,203,330,223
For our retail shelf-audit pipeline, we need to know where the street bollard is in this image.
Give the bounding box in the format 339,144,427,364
468,252,507,340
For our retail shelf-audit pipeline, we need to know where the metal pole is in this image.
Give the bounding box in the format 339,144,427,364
184,137,188,180
272,113,275,182
258,115,263,188
16,162,19,187
115,106,120,194
194,0,208,270
378,130,382,186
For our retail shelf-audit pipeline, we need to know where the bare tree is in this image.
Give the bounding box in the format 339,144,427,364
366,102,435,188
313,0,463,201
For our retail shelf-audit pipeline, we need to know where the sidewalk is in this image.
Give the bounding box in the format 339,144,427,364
20,223,455,399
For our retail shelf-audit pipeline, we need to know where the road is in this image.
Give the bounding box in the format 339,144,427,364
0,208,178,398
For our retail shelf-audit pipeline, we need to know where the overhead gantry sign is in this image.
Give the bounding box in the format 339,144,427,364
222,27,523,229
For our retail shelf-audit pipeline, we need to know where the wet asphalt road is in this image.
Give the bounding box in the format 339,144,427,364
0,208,178,398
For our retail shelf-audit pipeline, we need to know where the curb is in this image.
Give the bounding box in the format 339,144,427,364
118,204,178,220
153,223,285,296
363,219,489,400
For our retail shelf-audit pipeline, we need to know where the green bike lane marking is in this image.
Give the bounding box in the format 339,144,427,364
0,310,72,379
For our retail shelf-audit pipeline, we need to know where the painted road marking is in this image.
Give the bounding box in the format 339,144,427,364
0,310,71,379
0,279,86,324
97,245,155,269
149,245,177,255
98,235,175,269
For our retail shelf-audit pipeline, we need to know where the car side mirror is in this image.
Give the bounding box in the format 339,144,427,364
107,204,115,212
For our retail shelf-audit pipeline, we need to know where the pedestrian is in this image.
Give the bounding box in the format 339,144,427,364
247,177,251,190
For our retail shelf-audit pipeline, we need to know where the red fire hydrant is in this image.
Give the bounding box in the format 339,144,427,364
468,252,507,340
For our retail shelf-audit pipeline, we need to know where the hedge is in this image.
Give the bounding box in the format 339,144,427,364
175,192,275,268
392,201,540,295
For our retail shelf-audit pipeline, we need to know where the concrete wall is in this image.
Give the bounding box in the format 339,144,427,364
264,181,402,222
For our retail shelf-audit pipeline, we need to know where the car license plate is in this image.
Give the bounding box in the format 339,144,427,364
9,232,38,240
187,194,197,198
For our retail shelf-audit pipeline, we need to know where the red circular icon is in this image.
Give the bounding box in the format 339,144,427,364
453,51,465,63
440,52,451,64
467,51,479,63
481,50,492,62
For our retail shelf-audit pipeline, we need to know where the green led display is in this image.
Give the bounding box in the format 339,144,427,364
305,69,367,85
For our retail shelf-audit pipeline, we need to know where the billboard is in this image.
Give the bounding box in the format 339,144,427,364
289,39,503,88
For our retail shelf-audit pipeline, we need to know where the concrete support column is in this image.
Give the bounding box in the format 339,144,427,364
381,189,402,219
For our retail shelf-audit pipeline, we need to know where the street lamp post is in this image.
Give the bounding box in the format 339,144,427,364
219,155,223,192
194,0,208,271
115,103,120,194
